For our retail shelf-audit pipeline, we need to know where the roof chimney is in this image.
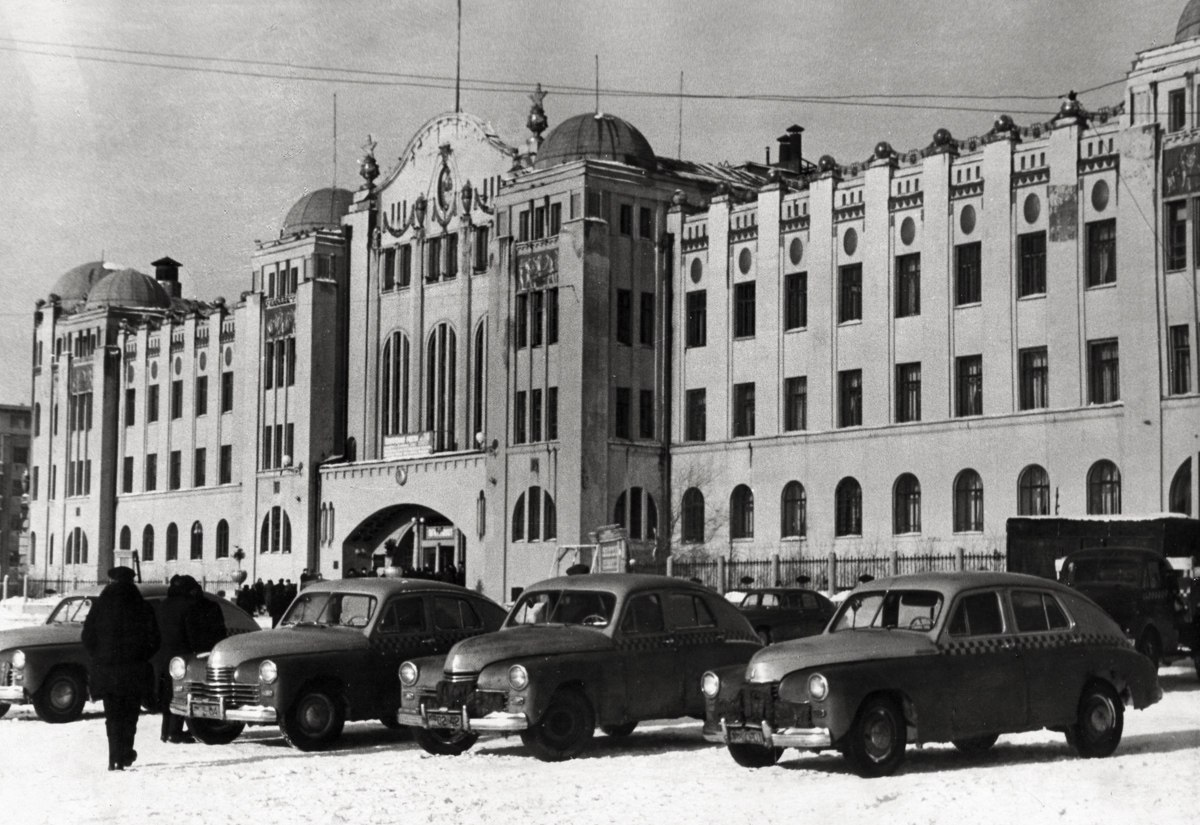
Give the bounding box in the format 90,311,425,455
776,124,805,174
151,256,182,299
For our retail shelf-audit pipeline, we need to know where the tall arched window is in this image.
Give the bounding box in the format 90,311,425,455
613,488,657,540
730,485,754,539
954,470,984,532
260,507,291,553
528,485,543,541
426,322,457,451
49,534,54,565
543,490,557,540
77,528,88,564
613,491,627,532
893,473,921,534
835,477,862,537
781,481,806,538
119,526,131,550
143,525,155,561
512,493,526,542
681,488,705,543
166,522,179,561
65,531,73,565
191,521,204,560
216,519,230,558
1087,460,1121,515
473,320,487,441
381,331,411,436
1017,464,1051,516
1170,459,1192,516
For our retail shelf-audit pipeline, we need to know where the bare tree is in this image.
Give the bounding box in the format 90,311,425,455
666,459,729,560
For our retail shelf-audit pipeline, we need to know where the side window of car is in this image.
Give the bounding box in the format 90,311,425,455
1011,590,1050,632
948,592,1005,637
432,596,475,631
798,593,819,611
1043,594,1070,630
458,600,483,630
377,597,426,634
620,593,665,634
664,593,718,629
760,593,780,608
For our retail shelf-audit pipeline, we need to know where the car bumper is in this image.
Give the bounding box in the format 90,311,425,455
0,686,26,702
704,717,832,749
397,703,528,733
169,698,278,724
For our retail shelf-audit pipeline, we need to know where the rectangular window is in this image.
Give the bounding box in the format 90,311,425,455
50,465,56,499
194,448,206,487
639,206,653,239
195,375,208,416
1170,88,1187,132
956,355,983,416
530,388,543,442
639,389,654,438
839,264,862,323
533,205,546,239
619,204,633,235
1089,339,1120,403
382,247,396,290
1086,219,1116,287
547,387,558,440
733,282,756,338
783,376,807,431
399,244,413,286
639,292,655,346
264,341,275,389
895,253,921,317
896,362,921,423
427,236,442,282
31,466,38,501
169,450,182,491
124,388,136,427
685,389,706,441
445,233,458,279
955,242,981,305
473,227,488,271
262,426,273,470
285,423,294,465
221,371,234,413
531,290,545,347
733,382,755,437
1167,201,1188,271
1018,231,1046,296
838,370,862,427
784,272,807,330
219,444,233,484
275,342,286,387
145,454,157,491
585,191,602,218
169,380,182,419
518,209,530,241
122,456,134,494
286,338,296,386
546,288,559,344
1170,325,1191,395
615,387,631,438
685,291,707,348
549,202,562,236
514,391,527,444
616,289,633,345
1019,347,1049,410
515,293,529,349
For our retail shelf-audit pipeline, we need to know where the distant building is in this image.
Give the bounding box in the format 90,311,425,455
0,404,31,580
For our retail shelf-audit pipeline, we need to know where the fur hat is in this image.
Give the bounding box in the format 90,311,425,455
108,566,136,584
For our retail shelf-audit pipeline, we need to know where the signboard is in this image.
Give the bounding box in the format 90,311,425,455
1164,141,1200,198
1047,184,1078,243
516,248,558,291
592,524,628,573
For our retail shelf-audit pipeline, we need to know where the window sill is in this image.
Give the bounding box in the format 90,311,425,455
837,319,863,328
783,326,807,334
1084,280,1117,292
953,301,982,310
834,533,863,540
1016,292,1046,302
732,335,756,342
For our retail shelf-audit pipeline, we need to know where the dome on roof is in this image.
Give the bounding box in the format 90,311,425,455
86,268,171,310
50,261,110,310
535,112,656,171
281,187,353,237
1178,0,1200,41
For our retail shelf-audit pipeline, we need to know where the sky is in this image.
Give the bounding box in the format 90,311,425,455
0,0,1184,403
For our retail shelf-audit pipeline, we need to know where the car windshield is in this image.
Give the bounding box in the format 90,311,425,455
830,589,944,633
48,596,92,624
280,592,377,629
1061,557,1140,586
506,589,617,628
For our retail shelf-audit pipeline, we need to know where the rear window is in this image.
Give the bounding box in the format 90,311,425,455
1011,590,1070,633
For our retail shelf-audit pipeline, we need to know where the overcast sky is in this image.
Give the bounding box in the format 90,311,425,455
0,0,1182,403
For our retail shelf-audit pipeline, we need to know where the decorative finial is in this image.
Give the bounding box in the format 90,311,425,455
527,83,548,148
358,133,379,185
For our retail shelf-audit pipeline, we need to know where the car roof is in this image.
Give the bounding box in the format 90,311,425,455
856,570,1074,597
524,573,712,598
299,577,485,598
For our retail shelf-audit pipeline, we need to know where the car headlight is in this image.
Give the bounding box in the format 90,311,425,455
807,673,828,701
168,656,187,681
258,660,278,684
11,650,25,670
701,671,720,699
508,664,529,691
399,661,419,687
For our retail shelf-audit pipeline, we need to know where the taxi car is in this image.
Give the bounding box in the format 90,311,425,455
169,578,505,751
0,584,258,723
397,574,761,761
735,588,835,644
702,571,1161,777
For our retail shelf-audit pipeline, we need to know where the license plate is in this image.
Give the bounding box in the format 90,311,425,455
727,726,765,745
191,701,224,721
426,711,463,730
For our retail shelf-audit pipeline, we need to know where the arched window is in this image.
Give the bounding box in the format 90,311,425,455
191,521,204,560
954,470,984,532
29,532,37,565
613,491,627,531
512,493,526,542
1169,460,1192,516
426,323,457,451
1017,464,1051,516
646,494,657,541
730,485,754,539
381,331,411,436
281,510,292,554
681,488,705,543
216,520,230,558
835,477,862,537
260,507,291,553
143,525,154,561
119,526,131,550
76,528,88,564
473,320,487,441
1087,460,1121,515
613,488,657,540
528,485,543,541
893,474,921,535
781,481,806,538
543,490,557,540
166,523,179,561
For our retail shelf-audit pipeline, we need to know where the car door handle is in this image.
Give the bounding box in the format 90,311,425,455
420,637,438,646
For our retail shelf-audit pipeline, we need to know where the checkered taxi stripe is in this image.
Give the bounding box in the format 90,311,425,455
614,629,729,652
939,630,1129,655
367,628,482,655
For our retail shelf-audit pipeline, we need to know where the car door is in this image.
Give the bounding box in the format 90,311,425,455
428,595,487,654
663,591,728,715
1009,588,1077,724
369,595,434,713
615,592,681,720
941,589,1027,736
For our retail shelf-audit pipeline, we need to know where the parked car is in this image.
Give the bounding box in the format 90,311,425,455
397,573,761,761
735,588,835,643
702,571,1161,777
0,584,258,723
168,578,505,751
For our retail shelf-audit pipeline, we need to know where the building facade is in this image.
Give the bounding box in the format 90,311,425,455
0,405,31,582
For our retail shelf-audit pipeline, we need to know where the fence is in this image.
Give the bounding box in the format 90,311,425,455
632,549,1006,594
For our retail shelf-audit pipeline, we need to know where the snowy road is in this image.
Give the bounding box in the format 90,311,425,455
2,665,1197,825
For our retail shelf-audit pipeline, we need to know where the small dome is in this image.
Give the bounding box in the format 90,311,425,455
281,187,353,237
1179,0,1200,41
50,261,109,311
535,112,656,171
86,268,171,310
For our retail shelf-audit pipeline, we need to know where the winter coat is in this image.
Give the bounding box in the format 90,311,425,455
81,581,160,701
184,594,227,654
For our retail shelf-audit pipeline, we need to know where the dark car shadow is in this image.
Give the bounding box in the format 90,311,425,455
1158,670,1200,693
480,725,713,761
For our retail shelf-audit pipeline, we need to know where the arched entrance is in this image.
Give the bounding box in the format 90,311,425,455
342,503,466,584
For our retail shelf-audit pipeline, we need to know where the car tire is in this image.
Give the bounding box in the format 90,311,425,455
0,702,9,719
600,721,637,738
843,696,906,778
32,668,87,724
412,726,478,755
520,689,595,762
951,734,998,755
727,742,782,768
1135,630,1162,669
190,718,246,745
279,688,345,751
1067,682,1123,759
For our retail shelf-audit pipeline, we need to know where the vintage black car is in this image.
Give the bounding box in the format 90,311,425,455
397,573,761,761
0,584,258,723
735,588,835,643
703,571,1161,777
169,578,505,750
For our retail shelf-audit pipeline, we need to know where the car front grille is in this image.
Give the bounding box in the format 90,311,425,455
430,679,506,716
183,665,259,706
436,678,477,708
737,682,811,729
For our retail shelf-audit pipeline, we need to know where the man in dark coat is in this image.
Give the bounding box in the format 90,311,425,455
158,575,227,742
82,567,160,771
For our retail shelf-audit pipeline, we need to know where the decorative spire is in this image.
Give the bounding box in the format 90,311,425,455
527,83,548,149
358,133,379,186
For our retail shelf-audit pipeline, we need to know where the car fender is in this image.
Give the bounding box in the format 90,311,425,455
398,653,448,711
479,654,611,725
20,646,91,698
779,660,924,744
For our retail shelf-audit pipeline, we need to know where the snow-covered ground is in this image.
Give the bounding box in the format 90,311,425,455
1,665,1197,825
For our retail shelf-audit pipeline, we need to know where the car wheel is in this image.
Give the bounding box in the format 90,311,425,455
279,688,345,751
1067,682,1123,759
843,696,906,778
600,721,637,738
520,689,595,762
727,742,782,768
756,628,773,645
413,726,478,755
1135,630,1162,669
0,702,9,718
32,668,87,724
951,734,998,755
190,718,246,745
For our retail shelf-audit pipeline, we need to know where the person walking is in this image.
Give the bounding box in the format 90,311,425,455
81,567,160,771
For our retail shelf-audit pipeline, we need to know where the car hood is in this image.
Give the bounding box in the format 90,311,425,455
0,623,81,653
745,630,939,682
445,625,613,674
209,626,366,666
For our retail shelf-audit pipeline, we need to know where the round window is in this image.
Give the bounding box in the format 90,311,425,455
900,217,916,246
788,236,804,266
198,352,207,371
959,204,976,235
1024,192,1041,224
174,356,182,375
150,361,158,380
1091,179,1109,212
738,247,752,274
689,257,702,284
126,364,134,384
843,227,858,256
224,346,233,367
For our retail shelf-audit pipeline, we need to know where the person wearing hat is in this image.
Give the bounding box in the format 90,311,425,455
82,567,160,771
157,575,226,743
